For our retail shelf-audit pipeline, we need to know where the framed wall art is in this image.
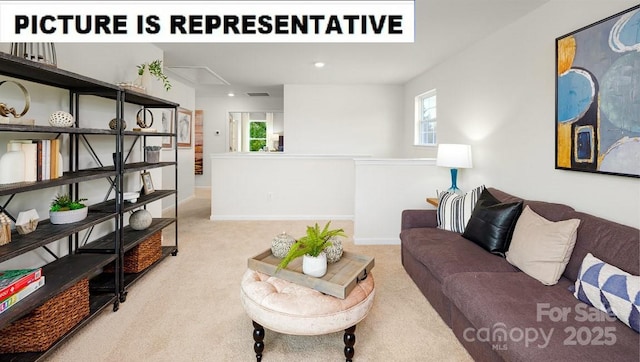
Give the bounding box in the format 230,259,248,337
161,109,174,149
555,5,640,178
194,109,203,175
177,107,193,148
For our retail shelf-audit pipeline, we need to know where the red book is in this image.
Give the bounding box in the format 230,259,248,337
0,269,42,301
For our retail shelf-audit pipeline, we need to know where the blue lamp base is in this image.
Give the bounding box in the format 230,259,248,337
447,168,461,194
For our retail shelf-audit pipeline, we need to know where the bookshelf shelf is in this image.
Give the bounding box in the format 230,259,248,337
0,52,179,360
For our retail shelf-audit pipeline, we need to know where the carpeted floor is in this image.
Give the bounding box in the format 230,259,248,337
45,193,472,361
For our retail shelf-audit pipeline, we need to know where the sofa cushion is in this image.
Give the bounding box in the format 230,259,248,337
487,188,576,222
574,253,640,333
462,189,523,256
563,211,640,283
506,205,581,285
400,227,517,283
437,185,484,233
443,272,640,361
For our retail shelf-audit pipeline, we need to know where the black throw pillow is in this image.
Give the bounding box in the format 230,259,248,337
462,189,523,257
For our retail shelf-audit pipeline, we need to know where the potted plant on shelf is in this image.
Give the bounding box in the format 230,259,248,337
276,221,346,277
136,59,171,92
49,194,88,225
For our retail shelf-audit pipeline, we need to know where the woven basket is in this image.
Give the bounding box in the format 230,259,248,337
0,278,89,353
106,231,162,273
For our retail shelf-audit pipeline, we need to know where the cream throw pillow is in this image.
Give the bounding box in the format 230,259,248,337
506,205,581,285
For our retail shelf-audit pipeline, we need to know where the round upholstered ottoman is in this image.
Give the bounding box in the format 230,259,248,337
240,268,375,361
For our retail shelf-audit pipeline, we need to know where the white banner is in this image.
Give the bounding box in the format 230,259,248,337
0,1,414,43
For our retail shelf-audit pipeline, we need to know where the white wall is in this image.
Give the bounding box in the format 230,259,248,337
284,84,404,157
195,95,284,187
354,158,449,244
402,1,640,228
210,154,355,220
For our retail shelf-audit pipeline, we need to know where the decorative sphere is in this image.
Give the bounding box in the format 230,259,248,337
271,232,295,258
129,209,152,230
48,111,74,127
109,118,126,130
325,237,343,263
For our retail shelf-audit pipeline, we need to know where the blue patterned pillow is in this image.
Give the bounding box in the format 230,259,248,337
436,185,485,233
574,253,640,333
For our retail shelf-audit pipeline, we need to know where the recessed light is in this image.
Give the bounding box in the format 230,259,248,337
314,62,325,68
228,92,235,97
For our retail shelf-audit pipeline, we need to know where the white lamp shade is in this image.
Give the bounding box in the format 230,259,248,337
436,144,473,168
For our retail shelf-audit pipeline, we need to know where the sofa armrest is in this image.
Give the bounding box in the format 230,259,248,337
401,209,438,230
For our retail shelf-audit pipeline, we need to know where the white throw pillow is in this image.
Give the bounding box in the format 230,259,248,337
506,205,581,285
436,185,485,233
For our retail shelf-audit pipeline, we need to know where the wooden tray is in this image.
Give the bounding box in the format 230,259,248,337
248,249,374,299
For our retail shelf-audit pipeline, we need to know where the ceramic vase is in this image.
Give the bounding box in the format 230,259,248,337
302,253,327,277
0,142,25,184
271,232,295,258
49,207,88,225
325,236,343,263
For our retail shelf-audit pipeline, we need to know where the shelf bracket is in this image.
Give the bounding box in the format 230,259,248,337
42,245,59,260
0,194,16,222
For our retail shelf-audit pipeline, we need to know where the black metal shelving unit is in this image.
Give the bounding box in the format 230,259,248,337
0,52,179,361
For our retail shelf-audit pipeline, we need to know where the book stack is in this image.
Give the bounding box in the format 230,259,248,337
10,139,63,182
0,268,45,315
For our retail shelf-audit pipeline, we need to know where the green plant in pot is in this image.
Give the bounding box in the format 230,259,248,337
49,194,88,225
276,221,346,277
137,59,172,92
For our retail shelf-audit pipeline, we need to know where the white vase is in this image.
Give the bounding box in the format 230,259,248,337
0,142,25,184
302,253,327,277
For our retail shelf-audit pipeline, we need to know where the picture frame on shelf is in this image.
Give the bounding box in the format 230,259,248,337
141,171,155,195
177,107,192,148
161,109,174,149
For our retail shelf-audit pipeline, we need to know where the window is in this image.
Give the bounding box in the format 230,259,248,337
415,89,437,146
249,121,267,151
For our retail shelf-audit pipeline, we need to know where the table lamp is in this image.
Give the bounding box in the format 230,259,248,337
436,144,473,193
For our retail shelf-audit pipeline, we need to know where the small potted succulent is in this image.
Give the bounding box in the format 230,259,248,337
49,194,88,225
276,221,346,277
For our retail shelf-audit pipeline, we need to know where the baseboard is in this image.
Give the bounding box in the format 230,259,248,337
209,214,354,221
353,237,400,245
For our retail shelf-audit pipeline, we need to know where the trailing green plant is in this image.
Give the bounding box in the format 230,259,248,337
137,59,171,91
50,194,88,212
276,221,346,272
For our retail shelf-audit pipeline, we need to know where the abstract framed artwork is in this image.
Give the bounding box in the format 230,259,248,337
177,107,192,148
555,5,640,178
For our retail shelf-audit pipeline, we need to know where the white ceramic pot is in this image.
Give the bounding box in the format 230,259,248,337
48,111,74,127
0,142,25,184
302,253,327,277
49,207,88,225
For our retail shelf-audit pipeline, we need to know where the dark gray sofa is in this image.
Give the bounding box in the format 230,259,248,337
400,188,639,361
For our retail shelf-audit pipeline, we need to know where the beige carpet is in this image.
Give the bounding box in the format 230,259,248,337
45,194,472,361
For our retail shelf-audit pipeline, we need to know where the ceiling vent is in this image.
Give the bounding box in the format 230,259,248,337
247,92,270,97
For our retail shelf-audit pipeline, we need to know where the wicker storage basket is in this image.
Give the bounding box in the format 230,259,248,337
0,278,89,353
106,231,162,273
